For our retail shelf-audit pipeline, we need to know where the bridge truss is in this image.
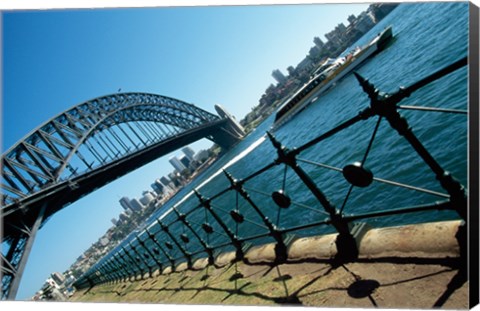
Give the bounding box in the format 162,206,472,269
1,93,239,299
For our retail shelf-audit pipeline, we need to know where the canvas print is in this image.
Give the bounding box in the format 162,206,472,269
1,1,478,310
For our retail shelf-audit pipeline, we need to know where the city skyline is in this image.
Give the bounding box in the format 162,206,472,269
2,1,374,300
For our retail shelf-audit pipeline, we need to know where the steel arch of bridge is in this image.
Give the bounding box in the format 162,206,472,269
1,92,241,299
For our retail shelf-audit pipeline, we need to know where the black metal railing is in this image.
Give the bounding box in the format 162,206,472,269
73,56,468,289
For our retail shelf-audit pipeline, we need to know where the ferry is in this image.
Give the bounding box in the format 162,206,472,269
272,26,393,129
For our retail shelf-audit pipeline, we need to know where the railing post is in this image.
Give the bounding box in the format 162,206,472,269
113,253,134,279
223,170,289,263
172,207,216,265
120,247,142,277
354,69,468,263
128,242,153,277
267,131,358,262
156,219,193,269
145,228,176,270
194,190,246,262
354,70,468,221
104,260,123,282
137,234,164,273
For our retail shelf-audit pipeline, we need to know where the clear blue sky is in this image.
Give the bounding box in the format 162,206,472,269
1,1,371,300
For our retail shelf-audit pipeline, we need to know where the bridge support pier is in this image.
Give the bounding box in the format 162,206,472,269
2,204,46,300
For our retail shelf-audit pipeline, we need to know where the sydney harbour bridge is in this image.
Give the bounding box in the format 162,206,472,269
0,92,245,299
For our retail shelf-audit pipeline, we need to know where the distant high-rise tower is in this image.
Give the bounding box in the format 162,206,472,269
313,37,325,50
182,146,196,162
348,14,356,24
272,69,287,84
179,154,191,170
151,179,165,195
119,196,134,212
119,212,129,223
160,176,172,187
169,156,187,172
130,198,144,211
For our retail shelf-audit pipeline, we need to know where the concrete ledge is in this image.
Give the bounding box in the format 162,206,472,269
215,251,236,266
111,221,462,285
288,233,338,261
245,243,276,263
241,220,462,264
193,257,209,270
151,268,161,277
162,266,173,274
358,220,462,258
176,262,189,272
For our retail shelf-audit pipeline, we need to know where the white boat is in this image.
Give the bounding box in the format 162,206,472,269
272,26,393,129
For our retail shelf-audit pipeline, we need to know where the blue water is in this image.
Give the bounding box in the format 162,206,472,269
96,2,469,270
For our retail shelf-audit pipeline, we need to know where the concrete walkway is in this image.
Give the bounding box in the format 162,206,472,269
70,220,470,309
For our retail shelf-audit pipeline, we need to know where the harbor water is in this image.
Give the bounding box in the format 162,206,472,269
104,2,469,265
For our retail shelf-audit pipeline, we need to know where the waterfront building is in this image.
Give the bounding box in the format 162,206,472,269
296,57,314,72
119,196,136,212
325,22,348,47
130,198,144,211
140,191,156,206
168,172,183,188
110,218,118,226
182,146,196,162
354,11,376,34
348,14,356,24
313,36,325,50
160,177,175,194
194,149,209,163
51,272,65,286
99,237,109,246
64,273,76,288
160,176,172,187
118,211,129,223
368,3,399,23
272,69,287,84
179,154,191,170
169,155,187,172
151,179,165,195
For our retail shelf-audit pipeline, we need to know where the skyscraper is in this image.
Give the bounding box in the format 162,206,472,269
130,198,144,211
151,179,165,195
160,176,173,188
169,156,187,172
120,196,141,212
119,196,134,212
272,69,287,84
179,154,191,170
182,146,196,162
313,36,325,50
